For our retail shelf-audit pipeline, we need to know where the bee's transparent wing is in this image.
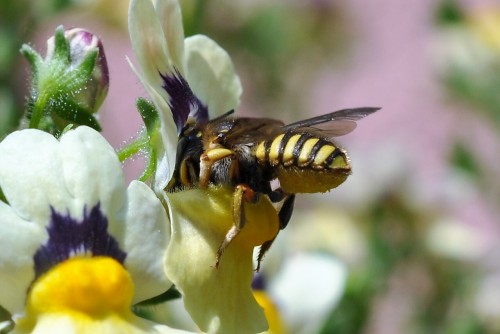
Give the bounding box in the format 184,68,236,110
283,107,379,137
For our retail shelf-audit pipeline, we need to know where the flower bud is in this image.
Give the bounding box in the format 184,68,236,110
47,28,109,113
20,26,109,132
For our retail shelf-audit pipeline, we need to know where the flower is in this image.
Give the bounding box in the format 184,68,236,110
255,253,347,334
128,0,278,333
20,27,109,132
0,127,186,333
128,0,242,191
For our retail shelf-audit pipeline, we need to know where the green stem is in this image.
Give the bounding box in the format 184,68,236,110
29,94,48,129
116,137,148,163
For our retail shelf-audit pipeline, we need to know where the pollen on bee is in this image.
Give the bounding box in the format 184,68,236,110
255,141,266,163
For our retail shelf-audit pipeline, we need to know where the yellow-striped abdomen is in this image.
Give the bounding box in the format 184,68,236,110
254,132,352,193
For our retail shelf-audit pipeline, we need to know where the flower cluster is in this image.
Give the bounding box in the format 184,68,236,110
0,0,348,333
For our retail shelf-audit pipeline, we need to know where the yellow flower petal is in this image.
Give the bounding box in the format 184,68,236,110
164,186,280,334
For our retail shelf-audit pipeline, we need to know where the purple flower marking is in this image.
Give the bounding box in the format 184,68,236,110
33,203,126,279
160,68,209,132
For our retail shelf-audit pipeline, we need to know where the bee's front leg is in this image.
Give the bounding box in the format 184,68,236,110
215,184,257,269
199,148,235,188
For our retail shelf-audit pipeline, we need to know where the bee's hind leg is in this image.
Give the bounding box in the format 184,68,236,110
255,194,295,271
215,184,257,269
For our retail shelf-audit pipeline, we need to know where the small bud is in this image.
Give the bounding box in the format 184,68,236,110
47,28,110,113
20,26,109,132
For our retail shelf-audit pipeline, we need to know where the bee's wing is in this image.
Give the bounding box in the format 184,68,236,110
283,107,380,137
223,117,285,145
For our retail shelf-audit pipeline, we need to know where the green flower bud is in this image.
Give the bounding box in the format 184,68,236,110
49,28,109,113
21,26,108,133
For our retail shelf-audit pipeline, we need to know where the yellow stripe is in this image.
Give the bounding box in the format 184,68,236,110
268,134,285,166
313,144,336,166
255,141,267,162
298,138,320,165
282,134,301,164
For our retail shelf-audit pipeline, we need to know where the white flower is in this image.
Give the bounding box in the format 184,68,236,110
0,127,187,333
128,0,242,191
128,1,278,333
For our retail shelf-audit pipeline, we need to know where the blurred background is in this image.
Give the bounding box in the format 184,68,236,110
2,0,500,333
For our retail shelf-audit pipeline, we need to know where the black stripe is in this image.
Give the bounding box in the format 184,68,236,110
264,138,273,163
292,133,313,165
325,147,343,167
308,138,327,166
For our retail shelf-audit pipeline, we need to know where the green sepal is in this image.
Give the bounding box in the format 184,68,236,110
137,97,160,136
51,97,101,131
116,98,161,182
137,98,160,182
53,26,70,64
19,44,43,78
132,286,182,320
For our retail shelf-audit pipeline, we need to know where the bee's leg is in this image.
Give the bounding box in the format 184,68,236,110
215,184,256,268
199,148,235,188
277,194,295,230
255,194,296,271
177,157,199,187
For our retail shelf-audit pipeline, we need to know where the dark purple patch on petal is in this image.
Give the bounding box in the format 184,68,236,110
252,272,266,291
160,68,208,133
33,203,126,278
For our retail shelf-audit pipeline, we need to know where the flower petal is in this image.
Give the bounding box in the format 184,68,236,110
11,315,194,334
164,187,279,334
0,129,68,224
119,180,172,303
58,126,126,223
268,253,347,334
154,0,185,72
0,201,47,314
185,35,243,118
128,0,174,92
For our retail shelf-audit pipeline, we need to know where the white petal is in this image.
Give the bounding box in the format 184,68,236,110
268,253,347,334
11,311,194,334
155,0,186,73
0,129,69,224
129,0,175,96
185,35,243,118
0,201,47,314
58,126,126,222
120,181,172,303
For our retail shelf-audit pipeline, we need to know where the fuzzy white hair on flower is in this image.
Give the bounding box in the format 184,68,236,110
0,127,188,333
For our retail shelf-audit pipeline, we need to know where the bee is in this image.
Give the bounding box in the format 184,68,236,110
167,107,379,269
